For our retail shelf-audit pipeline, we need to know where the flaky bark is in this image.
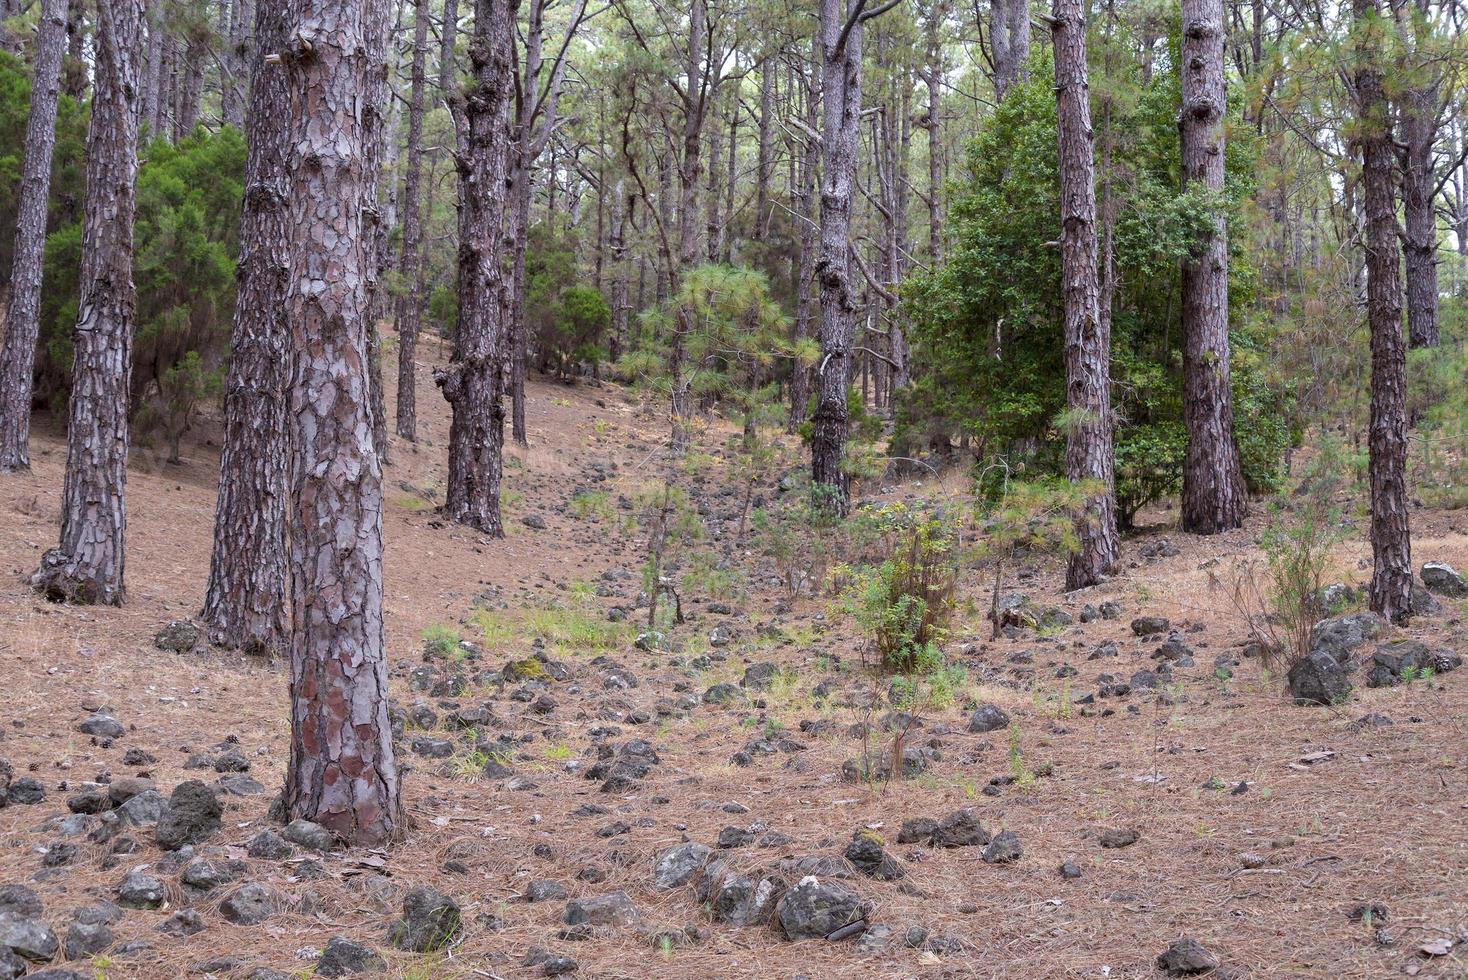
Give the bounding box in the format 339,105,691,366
810,0,865,513
363,0,392,465
439,0,517,536
201,0,289,655
1353,0,1412,623
31,0,141,606
1178,0,1246,535
395,0,431,441
1052,0,1118,590
279,0,401,846
0,0,69,473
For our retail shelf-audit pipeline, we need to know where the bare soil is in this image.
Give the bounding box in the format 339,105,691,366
1,331,1466,979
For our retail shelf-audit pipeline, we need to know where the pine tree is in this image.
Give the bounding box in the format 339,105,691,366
31,0,144,606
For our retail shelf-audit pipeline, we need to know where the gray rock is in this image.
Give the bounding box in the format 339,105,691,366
652,842,711,890
283,819,336,852
155,780,221,850
117,790,166,828
247,829,294,859
1131,616,1170,636
1309,612,1383,662
702,683,744,705
154,620,200,652
219,882,282,925
774,876,863,940
0,911,59,962
63,922,113,959
387,886,461,952
5,777,43,806
840,745,936,783
0,887,42,920
1421,561,1467,597
844,832,903,880
77,714,124,739
316,937,387,977
156,910,205,937
0,946,23,980
562,891,640,929
526,880,567,903
708,872,782,926
1099,828,1140,848
116,872,166,909
982,830,1023,863
180,859,242,893
931,808,989,848
1156,937,1221,975
741,663,778,690
896,818,937,844
541,954,578,976
967,704,1010,733
1287,651,1349,706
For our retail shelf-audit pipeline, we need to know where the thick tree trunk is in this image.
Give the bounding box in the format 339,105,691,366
201,0,289,655
31,0,142,606
1053,0,1118,590
439,0,515,536
1178,0,1246,535
279,0,401,846
1354,0,1412,623
0,0,69,473
395,0,430,441
810,0,864,513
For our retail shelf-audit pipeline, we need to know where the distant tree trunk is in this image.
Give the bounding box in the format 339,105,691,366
61,0,87,100
362,0,392,465
1178,0,1246,535
220,0,249,128
1053,0,1118,590
0,0,20,55
279,0,401,847
1354,0,1412,622
438,0,515,536
922,2,943,262
143,1,165,134
990,0,1030,101
669,0,709,452
754,55,773,241
396,0,430,441
439,0,457,89
608,178,630,362
788,49,819,433
507,155,532,446
175,24,206,138
810,0,866,513
1395,0,1439,350
706,86,725,263
31,0,143,606
0,0,69,473
201,0,289,655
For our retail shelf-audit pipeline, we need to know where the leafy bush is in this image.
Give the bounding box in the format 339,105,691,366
838,504,961,673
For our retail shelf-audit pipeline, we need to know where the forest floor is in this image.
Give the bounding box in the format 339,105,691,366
1,331,1466,980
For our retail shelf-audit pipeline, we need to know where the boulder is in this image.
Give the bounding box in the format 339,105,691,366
774,877,862,940
1287,651,1349,706
653,843,711,890
155,780,221,850
386,886,461,952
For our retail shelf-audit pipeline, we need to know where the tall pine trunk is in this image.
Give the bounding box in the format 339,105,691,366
1053,0,1118,590
395,0,431,441
1396,0,1440,350
0,0,69,473
1354,0,1412,622
438,0,516,536
788,48,819,433
32,0,142,606
1178,0,1246,534
279,0,401,846
201,0,289,655
810,0,863,513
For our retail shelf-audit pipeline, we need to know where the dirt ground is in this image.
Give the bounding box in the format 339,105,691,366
1,331,1465,980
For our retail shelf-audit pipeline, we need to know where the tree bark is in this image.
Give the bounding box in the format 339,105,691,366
61,0,87,101
923,2,943,262
439,0,457,90
439,0,516,536
362,0,393,465
279,0,401,846
0,0,69,473
991,0,1030,101
1395,0,1439,349
1178,0,1246,535
31,0,143,607
810,0,865,513
1354,0,1412,623
395,0,430,441
754,55,772,241
201,0,289,655
789,47,819,433
1052,0,1118,590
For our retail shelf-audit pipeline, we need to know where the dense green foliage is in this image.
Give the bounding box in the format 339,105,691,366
902,49,1290,524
